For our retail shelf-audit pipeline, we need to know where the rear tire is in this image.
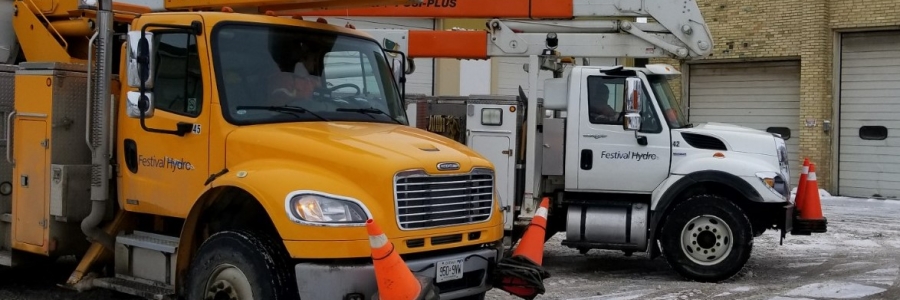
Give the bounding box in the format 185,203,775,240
659,194,753,282
184,230,297,300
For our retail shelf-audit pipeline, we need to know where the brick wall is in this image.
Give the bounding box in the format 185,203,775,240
646,0,900,191
830,0,900,29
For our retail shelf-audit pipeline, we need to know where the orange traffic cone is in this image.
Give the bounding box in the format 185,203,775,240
792,163,827,234
795,158,810,211
494,197,551,299
367,219,438,300
800,164,824,220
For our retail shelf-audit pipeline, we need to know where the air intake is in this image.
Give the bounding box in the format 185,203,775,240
681,133,727,151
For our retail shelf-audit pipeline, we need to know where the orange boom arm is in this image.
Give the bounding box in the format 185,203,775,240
406,30,489,59
274,0,573,18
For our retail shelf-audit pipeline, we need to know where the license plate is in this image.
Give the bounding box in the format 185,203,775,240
435,257,465,283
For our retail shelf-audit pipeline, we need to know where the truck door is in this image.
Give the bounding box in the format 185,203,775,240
118,18,211,216
575,74,671,193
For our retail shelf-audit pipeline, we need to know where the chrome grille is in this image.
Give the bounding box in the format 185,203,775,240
394,169,494,230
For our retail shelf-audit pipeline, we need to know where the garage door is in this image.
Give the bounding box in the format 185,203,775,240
838,30,900,199
310,17,435,95
688,61,802,186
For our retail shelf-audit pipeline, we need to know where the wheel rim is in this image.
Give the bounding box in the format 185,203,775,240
680,214,733,266
204,264,254,300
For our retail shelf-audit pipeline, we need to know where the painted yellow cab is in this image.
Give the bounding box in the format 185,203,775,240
115,11,504,299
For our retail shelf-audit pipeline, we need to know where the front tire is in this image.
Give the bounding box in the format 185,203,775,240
184,230,297,300
659,194,753,282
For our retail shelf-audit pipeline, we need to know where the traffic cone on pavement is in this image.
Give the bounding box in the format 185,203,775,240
511,198,550,265
366,218,439,300
494,197,551,299
800,164,824,220
792,163,827,234
795,158,810,211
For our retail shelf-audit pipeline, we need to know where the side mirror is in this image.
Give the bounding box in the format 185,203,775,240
623,77,644,132
623,112,641,131
126,91,154,118
624,77,643,113
127,31,155,89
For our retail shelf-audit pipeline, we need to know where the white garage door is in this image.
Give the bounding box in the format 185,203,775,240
838,30,900,199
310,17,435,95
688,61,802,186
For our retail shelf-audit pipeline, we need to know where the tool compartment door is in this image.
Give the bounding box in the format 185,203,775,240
13,119,47,248
466,103,517,231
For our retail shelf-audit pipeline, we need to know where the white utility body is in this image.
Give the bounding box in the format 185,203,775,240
351,0,826,283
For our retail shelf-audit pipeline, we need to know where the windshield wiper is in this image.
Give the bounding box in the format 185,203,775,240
336,107,403,125
236,105,329,122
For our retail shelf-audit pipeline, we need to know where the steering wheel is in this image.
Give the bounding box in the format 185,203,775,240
327,83,361,95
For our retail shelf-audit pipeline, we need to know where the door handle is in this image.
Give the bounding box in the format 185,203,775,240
20,175,28,187
580,149,592,170
124,139,138,174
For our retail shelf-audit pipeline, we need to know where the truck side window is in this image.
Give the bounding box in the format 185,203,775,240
586,76,624,125
153,32,203,117
587,75,662,133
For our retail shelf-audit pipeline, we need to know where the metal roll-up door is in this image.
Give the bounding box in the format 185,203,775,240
687,61,802,186
838,30,900,199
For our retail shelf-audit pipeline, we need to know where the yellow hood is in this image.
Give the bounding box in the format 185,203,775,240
224,121,497,239
225,122,490,173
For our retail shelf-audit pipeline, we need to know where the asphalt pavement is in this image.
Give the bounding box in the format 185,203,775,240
487,196,900,300
1,196,898,300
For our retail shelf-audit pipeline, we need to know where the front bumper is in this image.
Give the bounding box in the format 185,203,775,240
294,247,499,300
777,202,827,241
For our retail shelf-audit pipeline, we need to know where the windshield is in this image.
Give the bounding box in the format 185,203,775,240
212,23,407,125
647,75,689,129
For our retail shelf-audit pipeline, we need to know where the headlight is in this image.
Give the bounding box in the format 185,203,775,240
773,137,791,194
285,191,371,225
756,171,788,199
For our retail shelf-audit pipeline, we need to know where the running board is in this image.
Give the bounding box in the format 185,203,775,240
92,276,176,300
93,231,180,299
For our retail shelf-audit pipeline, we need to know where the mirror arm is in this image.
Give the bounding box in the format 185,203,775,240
134,21,202,137
383,49,408,106
139,109,191,137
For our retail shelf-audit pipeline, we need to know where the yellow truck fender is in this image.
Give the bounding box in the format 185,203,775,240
174,160,380,292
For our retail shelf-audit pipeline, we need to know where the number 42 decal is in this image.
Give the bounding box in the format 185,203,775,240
673,141,680,147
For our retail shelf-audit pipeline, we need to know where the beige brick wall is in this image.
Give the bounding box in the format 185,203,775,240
830,0,900,29
647,0,900,192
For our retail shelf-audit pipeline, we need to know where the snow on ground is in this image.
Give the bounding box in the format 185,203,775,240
486,196,900,300
1,195,899,300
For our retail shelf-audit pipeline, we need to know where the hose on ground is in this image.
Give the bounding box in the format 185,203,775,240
491,255,551,300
